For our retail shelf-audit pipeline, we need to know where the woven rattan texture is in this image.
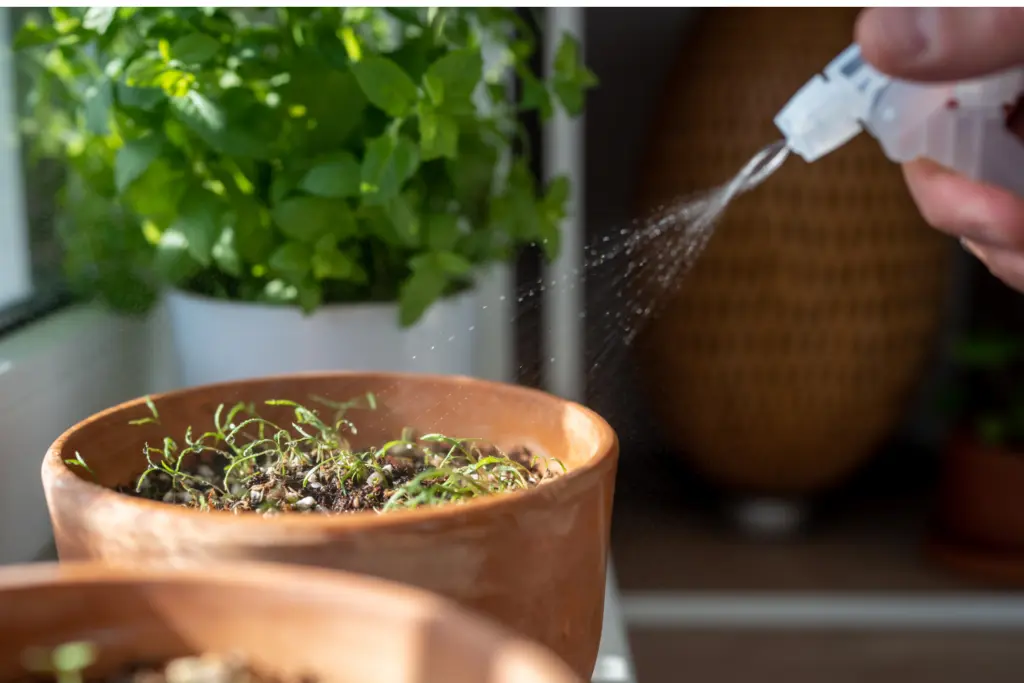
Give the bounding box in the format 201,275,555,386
634,8,954,494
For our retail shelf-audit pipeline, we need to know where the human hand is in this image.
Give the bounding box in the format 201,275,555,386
855,7,1024,289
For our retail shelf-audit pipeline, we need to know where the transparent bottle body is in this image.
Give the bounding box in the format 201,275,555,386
864,70,1024,198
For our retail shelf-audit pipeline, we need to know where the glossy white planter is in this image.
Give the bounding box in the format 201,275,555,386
164,288,479,388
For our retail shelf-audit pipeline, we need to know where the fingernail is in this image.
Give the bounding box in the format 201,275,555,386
874,7,934,62
961,237,988,264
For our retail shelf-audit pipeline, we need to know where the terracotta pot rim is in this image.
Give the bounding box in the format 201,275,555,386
0,559,459,606
0,560,579,681
43,370,619,531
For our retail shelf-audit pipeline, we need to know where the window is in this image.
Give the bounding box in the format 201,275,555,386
0,8,31,312
0,7,67,334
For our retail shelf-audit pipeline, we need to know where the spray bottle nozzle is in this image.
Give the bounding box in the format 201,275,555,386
775,43,1024,198
773,45,890,163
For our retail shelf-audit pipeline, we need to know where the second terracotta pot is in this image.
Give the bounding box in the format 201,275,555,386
0,561,582,683
42,372,619,678
936,432,1024,550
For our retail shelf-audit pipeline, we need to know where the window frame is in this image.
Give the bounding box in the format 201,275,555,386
0,7,33,315
0,7,74,337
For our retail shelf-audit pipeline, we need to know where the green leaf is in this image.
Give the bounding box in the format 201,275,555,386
447,131,498,213
417,100,458,161
350,56,419,117
83,79,113,135
489,161,539,242
283,67,366,149
269,242,313,281
518,69,553,119
361,134,419,204
387,194,420,245
539,176,570,260
425,213,461,251
117,83,164,110
169,91,269,159
153,228,202,284
298,154,361,198
115,137,163,192
297,281,323,313
212,226,242,277
170,33,221,64
312,239,367,282
232,198,275,265
270,168,303,206
121,158,187,228
399,260,448,327
551,33,598,116
411,251,473,277
82,7,116,34
423,48,482,109
272,196,357,244
170,188,225,266
13,23,60,50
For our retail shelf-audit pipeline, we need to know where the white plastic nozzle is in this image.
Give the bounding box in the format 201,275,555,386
774,45,891,163
776,43,1024,198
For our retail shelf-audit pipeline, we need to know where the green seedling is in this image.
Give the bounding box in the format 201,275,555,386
64,452,95,479
72,392,561,515
23,641,96,683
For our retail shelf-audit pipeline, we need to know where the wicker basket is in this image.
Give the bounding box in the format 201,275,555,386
634,8,954,494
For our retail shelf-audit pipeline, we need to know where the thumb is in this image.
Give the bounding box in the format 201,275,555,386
856,7,1024,82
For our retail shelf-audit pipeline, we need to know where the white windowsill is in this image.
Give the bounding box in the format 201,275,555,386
0,304,150,563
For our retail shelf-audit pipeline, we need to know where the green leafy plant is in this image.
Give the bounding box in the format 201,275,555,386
16,7,597,324
943,332,1024,449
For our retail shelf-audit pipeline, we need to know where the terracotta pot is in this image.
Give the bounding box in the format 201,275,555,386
0,561,582,683
41,372,618,678
936,432,1024,550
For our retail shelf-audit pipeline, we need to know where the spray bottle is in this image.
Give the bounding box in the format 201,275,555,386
774,44,1024,198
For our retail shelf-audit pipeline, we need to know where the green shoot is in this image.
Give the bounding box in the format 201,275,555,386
83,393,563,516
64,452,95,479
23,641,96,683
128,395,160,426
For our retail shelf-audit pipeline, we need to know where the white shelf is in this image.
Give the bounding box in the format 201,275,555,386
593,561,638,683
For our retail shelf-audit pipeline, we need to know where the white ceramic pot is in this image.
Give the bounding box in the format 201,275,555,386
164,288,479,388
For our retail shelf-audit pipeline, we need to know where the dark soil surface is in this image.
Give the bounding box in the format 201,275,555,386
120,436,559,515
106,397,565,516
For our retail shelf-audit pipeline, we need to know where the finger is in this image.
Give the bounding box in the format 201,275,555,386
962,239,1024,293
856,7,1024,81
901,159,1024,248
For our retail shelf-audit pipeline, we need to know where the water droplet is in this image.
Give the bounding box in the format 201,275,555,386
448,336,455,342
430,346,435,351
499,295,506,301
469,326,475,331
